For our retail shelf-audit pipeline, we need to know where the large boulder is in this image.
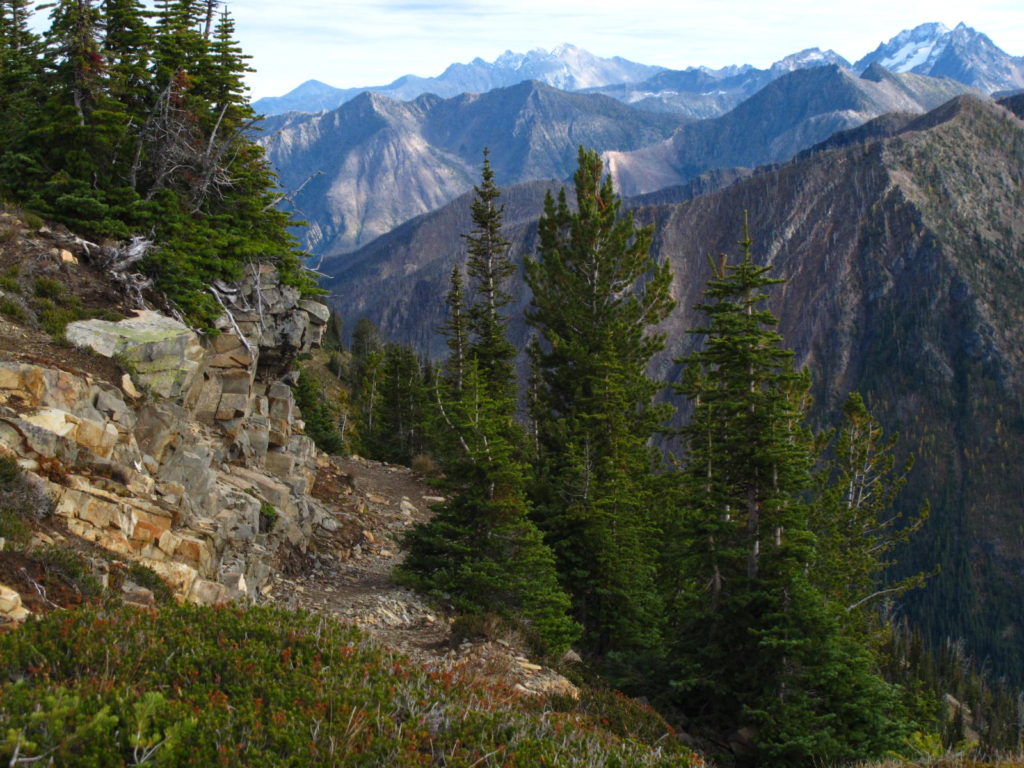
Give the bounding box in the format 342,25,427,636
66,311,204,400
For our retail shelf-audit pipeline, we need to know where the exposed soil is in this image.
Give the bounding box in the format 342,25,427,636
0,316,123,387
0,208,134,387
269,455,580,697
273,455,450,662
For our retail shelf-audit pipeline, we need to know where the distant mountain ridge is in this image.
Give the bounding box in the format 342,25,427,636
257,81,687,255
604,64,977,196
253,44,663,116
581,48,852,119
254,22,1021,117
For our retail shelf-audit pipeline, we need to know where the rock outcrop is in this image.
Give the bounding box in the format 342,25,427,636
0,265,332,605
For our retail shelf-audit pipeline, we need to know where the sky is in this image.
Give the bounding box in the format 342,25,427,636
226,0,1024,99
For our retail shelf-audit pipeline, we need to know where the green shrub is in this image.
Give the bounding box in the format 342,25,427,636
0,297,25,322
544,686,685,753
0,265,19,292
0,455,52,519
125,562,174,605
21,212,43,230
0,456,18,487
33,294,84,337
259,501,278,533
32,276,64,299
34,546,102,600
0,604,693,767
0,507,30,549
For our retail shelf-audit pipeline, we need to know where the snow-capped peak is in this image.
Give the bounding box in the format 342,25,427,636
771,48,851,72
852,21,1023,93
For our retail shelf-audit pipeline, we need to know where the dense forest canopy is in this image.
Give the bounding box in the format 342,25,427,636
0,0,315,324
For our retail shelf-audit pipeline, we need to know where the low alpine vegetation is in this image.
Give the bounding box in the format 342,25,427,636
0,602,696,767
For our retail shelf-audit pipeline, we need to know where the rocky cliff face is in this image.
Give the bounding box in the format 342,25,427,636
0,256,333,607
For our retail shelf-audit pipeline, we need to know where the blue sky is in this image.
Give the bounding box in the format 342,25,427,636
226,0,1024,99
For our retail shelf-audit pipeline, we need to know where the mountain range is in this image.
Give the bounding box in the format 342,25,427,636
854,22,1024,94
254,22,1023,118
258,81,688,255
258,64,975,256
320,94,1024,679
604,63,974,196
253,43,664,116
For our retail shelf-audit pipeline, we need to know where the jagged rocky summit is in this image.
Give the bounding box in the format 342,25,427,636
0,264,333,608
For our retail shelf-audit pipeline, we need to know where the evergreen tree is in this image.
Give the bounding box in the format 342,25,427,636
400,357,579,654
362,343,429,464
100,0,151,117
293,367,345,455
813,392,930,647
464,148,516,398
351,316,383,366
668,227,906,766
400,159,578,654
0,0,43,189
524,146,674,656
439,265,468,393
0,0,314,324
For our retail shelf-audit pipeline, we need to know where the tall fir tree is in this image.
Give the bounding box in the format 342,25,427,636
668,226,905,766
0,0,313,323
362,343,429,464
100,0,151,116
400,158,578,654
0,0,43,189
524,146,674,657
439,265,468,394
464,148,516,400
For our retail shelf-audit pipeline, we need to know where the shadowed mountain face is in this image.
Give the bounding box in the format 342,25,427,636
257,81,687,256
325,96,1024,679
603,64,979,196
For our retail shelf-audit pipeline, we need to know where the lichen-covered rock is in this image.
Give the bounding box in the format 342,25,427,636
66,311,204,400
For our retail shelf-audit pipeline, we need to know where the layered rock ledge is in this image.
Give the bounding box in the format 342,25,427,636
0,266,332,606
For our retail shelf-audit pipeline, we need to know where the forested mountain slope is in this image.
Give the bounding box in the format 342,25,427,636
325,94,1024,679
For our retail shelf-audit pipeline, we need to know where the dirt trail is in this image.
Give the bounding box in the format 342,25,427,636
268,455,450,663
266,455,579,697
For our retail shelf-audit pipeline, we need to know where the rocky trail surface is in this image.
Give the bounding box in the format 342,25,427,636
267,455,579,698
